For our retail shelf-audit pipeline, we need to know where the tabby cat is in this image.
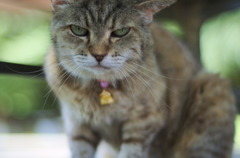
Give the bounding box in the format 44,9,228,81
44,0,236,158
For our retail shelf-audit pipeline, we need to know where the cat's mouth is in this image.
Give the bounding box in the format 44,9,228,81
90,65,110,71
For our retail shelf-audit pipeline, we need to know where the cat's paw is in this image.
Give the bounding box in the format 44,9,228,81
117,144,146,158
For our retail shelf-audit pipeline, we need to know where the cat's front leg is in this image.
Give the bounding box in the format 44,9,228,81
67,124,100,158
61,105,100,158
118,110,165,158
69,134,98,158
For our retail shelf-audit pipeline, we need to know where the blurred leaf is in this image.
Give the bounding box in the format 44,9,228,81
0,11,50,66
235,115,240,148
201,9,240,85
0,75,56,119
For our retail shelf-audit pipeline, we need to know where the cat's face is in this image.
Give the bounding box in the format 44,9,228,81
50,0,175,80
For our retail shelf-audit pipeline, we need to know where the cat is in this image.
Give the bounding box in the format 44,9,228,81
44,0,237,158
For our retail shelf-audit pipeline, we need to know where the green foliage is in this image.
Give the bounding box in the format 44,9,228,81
0,11,50,66
0,75,56,119
0,11,55,119
236,115,240,148
162,20,184,38
201,9,240,85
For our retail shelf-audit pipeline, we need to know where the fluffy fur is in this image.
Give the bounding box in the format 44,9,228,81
45,0,236,158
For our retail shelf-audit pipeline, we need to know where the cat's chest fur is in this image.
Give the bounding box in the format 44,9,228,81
61,90,124,147
45,53,167,147
59,76,164,123
62,83,132,122
58,77,163,147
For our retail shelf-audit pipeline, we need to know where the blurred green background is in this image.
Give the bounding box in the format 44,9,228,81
0,8,239,148
0,11,60,133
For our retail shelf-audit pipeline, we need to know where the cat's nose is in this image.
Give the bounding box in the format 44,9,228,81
93,54,106,62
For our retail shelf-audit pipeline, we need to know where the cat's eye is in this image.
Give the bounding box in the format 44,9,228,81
111,27,131,38
70,25,89,37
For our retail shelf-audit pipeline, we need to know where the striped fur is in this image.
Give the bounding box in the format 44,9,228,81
45,0,236,158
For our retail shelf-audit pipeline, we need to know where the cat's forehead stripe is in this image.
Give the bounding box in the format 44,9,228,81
80,0,126,28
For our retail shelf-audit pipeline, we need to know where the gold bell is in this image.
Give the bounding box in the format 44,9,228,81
99,89,114,105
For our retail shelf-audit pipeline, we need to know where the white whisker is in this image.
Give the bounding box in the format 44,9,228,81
51,65,80,107
42,58,78,110
124,63,161,109
130,62,186,81
128,62,177,96
124,63,174,112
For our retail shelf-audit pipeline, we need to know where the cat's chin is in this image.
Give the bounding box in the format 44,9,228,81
85,67,125,81
78,66,114,80
86,65,110,75
90,65,110,71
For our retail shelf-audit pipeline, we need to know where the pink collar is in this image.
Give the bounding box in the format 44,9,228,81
98,80,110,89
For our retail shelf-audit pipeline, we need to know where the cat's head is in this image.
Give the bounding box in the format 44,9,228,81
50,0,176,81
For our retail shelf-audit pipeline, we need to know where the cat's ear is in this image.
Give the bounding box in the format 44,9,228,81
51,0,71,11
136,0,177,24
